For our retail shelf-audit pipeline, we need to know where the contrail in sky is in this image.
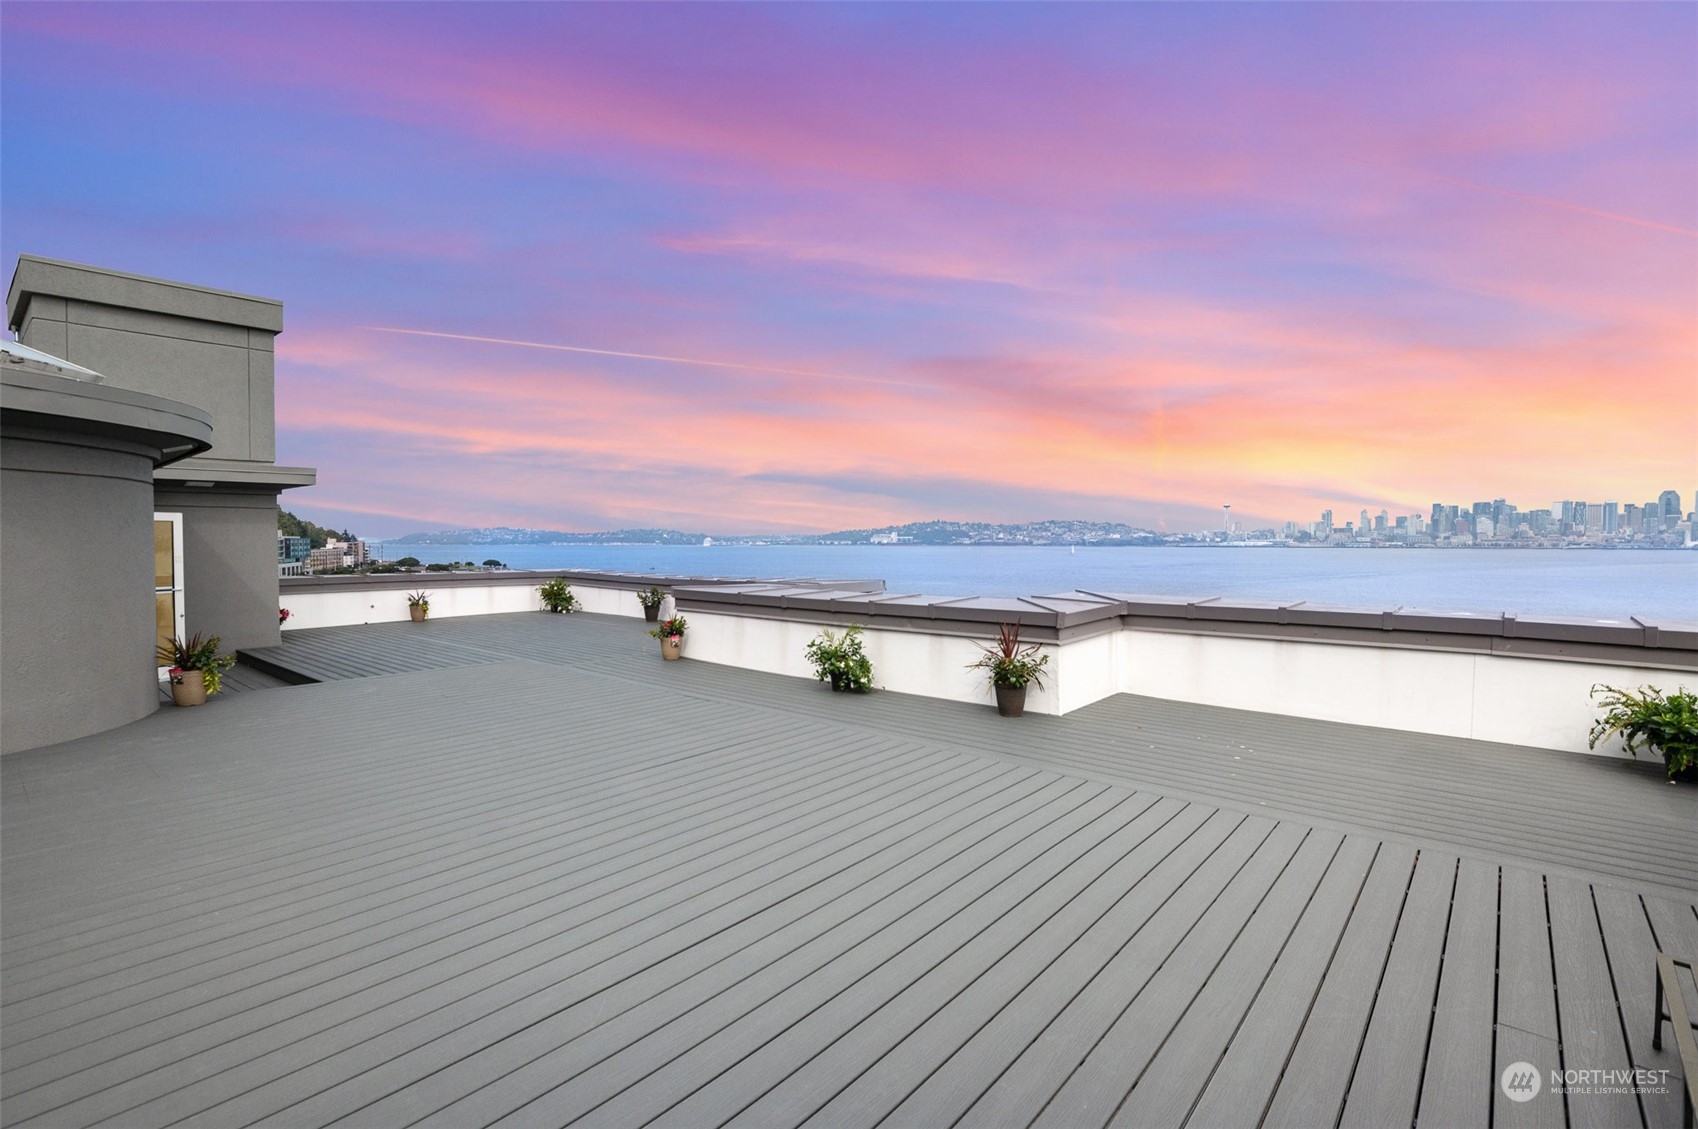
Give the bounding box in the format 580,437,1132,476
1352,159,1698,237
361,326,921,387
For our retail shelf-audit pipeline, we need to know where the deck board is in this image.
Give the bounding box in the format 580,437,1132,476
2,614,1693,1129
1337,850,1457,1129
1415,857,1500,1128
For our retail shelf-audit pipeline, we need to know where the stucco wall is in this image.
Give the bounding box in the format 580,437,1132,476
10,258,281,465
154,486,284,653
280,577,642,628
1,433,160,753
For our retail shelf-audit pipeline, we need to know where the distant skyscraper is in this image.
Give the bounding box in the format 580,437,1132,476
1643,502,1661,532
1558,500,1574,524
1573,501,1589,532
1602,501,1618,534
1659,490,1681,520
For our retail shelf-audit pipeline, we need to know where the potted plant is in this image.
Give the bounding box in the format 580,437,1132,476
650,615,687,661
156,633,236,707
1589,684,1697,782
805,624,874,692
637,585,666,623
278,607,292,626
406,590,431,622
967,620,1050,717
538,578,579,614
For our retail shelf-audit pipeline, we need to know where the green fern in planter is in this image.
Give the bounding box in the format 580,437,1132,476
1589,684,1697,781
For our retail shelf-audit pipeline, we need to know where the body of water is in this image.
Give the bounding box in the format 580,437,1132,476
372,543,1698,622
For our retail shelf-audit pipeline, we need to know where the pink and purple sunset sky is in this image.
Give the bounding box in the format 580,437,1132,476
3,3,1693,537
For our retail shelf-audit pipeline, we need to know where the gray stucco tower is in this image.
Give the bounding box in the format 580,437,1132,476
3,256,316,753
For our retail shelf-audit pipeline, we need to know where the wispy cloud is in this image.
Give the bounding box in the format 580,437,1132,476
358,326,922,388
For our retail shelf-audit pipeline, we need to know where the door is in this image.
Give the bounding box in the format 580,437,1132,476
154,512,184,671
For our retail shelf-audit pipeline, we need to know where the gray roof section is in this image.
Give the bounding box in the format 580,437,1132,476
1,364,212,466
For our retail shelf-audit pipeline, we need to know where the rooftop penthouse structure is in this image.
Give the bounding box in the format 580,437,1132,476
2,258,1695,1127
2,256,314,753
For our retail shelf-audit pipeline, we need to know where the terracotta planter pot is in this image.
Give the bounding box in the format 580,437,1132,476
170,669,207,708
409,605,425,622
643,604,660,623
661,636,683,661
994,683,1026,718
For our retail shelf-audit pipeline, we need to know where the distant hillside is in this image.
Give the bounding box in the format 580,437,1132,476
389,519,1165,547
389,527,710,545
805,519,1163,545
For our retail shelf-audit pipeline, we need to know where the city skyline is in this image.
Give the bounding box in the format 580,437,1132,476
3,4,1694,538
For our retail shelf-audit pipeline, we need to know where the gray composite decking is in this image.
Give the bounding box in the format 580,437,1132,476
2,612,1694,1128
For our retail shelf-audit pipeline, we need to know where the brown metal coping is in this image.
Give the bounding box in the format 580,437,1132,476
279,570,1698,671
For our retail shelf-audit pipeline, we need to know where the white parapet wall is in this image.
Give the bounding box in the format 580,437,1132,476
1116,629,1688,757
280,577,646,629
276,574,1695,760
677,607,1691,758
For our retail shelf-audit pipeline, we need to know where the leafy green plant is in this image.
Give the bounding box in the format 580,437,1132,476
406,590,431,617
538,578,578,613
805,624,874,692
1589,684,1697,781
967,620,1049,689
156,633,236,695
637,585,666,609
649,615,687,640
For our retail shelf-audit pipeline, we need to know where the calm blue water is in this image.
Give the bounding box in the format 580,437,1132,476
376,544,1697,621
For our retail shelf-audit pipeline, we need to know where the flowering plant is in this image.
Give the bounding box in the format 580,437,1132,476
805,624,874,692
156,634,236,695
648,615,687,641
279,607,292,624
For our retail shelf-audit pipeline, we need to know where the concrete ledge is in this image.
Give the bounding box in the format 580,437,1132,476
1,367,212,466
8,254,284,333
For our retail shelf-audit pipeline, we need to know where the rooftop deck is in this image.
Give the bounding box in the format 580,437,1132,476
4,612,1694,1128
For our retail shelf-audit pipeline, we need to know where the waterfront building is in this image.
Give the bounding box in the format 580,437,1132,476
305,537,369,571
278,533,311,565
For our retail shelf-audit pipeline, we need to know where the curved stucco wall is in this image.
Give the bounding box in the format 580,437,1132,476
1,432,160,753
